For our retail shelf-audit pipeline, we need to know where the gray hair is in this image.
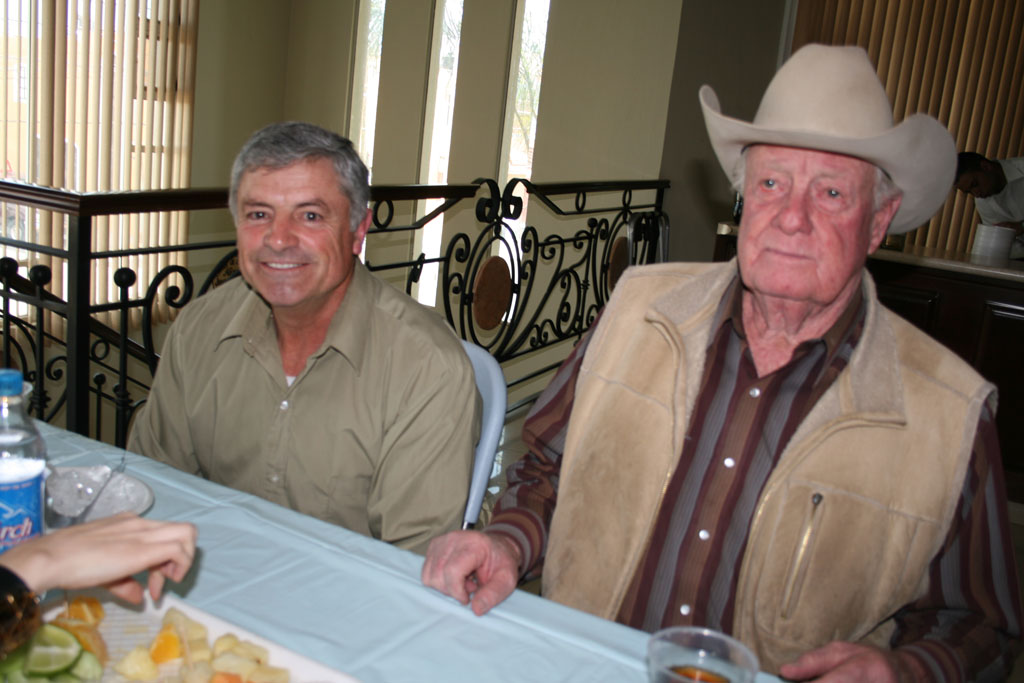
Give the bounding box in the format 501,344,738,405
732,151,903,215
229,121,370,233
871,166,901,212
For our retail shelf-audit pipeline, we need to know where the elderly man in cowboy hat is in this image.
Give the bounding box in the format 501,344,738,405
421,44,1022,681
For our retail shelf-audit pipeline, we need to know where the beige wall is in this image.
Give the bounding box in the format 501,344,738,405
531,0,682,183
189,0,360,280
447,0,516,185
283,1,360,130
660,0,791,262
371,0,435,184
188,0,291,280
191,0,360,194
190,0,291,192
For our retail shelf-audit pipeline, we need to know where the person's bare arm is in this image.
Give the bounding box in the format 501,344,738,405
0,513,197,603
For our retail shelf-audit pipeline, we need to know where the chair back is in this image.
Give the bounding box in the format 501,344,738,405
460,340,506,529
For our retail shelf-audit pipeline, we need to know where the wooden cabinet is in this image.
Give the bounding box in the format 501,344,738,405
867,254,1024,502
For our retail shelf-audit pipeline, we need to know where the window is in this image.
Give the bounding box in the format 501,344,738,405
353,0,550,307
350,0,385,179
500,0,549,248
0,0,199,325
416,0,463,306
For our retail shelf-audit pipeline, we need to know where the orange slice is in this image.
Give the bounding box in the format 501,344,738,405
57,596,105,625
149,625,183,664
210,673,244,683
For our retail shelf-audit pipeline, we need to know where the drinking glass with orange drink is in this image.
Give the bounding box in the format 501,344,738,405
646,626,758,683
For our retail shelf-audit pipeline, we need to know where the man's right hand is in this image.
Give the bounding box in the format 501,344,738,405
420,530,521,616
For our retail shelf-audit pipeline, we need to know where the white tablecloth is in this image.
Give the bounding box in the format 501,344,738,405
40,422,780,683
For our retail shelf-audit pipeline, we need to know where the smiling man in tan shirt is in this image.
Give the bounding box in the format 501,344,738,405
129,122,479,553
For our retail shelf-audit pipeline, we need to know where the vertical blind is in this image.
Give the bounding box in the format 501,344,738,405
1,0,199,326
792,0,1024,253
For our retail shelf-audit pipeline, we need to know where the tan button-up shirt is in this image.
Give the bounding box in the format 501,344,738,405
129,262,480,553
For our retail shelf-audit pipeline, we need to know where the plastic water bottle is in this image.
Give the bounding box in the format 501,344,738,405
0,369,46,553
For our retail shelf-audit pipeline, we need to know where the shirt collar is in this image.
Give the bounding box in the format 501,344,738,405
712,277,866,365
217,260,373,372
319,260,372,371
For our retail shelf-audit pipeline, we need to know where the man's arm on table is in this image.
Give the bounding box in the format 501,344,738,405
421,331,591,610
373,345,482,555
781,403,1023,682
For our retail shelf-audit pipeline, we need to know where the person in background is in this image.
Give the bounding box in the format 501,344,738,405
129,122,480,554
955,151,1024,257
422,45,1022,681
955,152,1024,229
0,514,197,659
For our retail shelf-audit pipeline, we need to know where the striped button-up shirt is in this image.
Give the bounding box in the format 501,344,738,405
487,281,1021,682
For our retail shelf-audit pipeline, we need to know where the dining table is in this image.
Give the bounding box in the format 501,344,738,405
39,421,782,683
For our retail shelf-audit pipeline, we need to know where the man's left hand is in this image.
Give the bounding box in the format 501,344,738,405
779,641,926,682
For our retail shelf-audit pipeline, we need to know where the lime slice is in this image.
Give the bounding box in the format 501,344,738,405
24,624,82,676
69,649,103,681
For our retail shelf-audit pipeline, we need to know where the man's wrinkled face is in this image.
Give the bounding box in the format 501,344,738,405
737,145,899,309
235,158,370,319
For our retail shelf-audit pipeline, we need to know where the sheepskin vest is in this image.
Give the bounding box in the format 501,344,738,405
543,260,994,673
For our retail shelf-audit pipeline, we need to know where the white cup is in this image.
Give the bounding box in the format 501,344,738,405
972,224,1016,258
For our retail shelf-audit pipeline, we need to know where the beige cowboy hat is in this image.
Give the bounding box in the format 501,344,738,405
700,43,956,234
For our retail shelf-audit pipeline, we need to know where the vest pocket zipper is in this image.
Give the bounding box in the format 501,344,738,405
781,492,823,619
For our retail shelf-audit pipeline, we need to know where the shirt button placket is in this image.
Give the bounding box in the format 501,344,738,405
268,396,290,494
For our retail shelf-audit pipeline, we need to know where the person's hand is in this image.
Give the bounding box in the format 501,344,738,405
0,513,197,603
420,530,521,616
779,641,926,682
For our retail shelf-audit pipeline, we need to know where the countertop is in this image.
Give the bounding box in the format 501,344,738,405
870,244,1024,284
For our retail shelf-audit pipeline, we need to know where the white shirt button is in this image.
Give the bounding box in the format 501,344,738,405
749,387,761,398
269,474,280,483
280,400,289,410
724,457,736,468
679,604,691,616
698,529,710,541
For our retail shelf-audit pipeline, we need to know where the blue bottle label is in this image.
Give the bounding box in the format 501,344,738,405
0,472,43,553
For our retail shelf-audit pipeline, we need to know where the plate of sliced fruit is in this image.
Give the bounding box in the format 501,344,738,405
0,593,359,682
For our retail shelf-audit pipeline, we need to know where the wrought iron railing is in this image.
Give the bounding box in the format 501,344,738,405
0,176,668,446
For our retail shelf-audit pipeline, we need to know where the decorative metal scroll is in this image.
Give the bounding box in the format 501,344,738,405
439,178,668,388
362,177,669,388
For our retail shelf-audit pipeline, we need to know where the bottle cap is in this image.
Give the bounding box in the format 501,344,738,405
0,369,24,397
